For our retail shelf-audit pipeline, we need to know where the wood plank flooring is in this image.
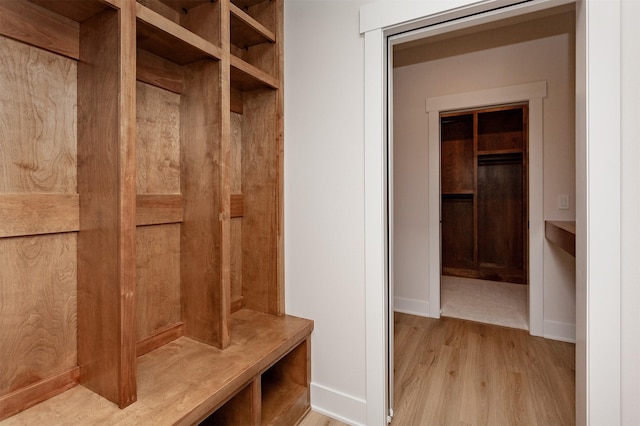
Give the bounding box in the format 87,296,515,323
300,313,574,426
298,410,348,426
393,313,575,425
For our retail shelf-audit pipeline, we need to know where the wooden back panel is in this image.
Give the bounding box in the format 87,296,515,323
0,32,77,403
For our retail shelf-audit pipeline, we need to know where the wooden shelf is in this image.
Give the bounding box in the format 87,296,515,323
477,149,524,156
28,0,114,24
231,0,271,9
442,191,474,197
231,55,279,91
4,310,313,425
155,0,212,12
545,220,576,257
136,2,222,65
230,2,275,49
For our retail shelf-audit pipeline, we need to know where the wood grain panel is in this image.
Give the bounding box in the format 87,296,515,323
230,113,243,308
478,157,525,282
136,194,183,226
441,114,474,194
0,234,77,397
180,59,228,347
231,218,243,309
136,224,181,342
441,196,474,271
0,0,79,59
231,112,243,192
137,48,184,94
230,194,244,218
231,87,243,114
241,89,280,314
240,0,275,34
0,36,77,194
478,107,526,152
77,4,137,408
136,81,181,194
0,194,79,238
181,0,219,47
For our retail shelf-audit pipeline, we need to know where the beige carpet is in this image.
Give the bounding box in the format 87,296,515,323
441,275,528,330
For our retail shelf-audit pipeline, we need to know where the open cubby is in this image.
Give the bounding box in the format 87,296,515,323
0,0,311,423
261,338,310,425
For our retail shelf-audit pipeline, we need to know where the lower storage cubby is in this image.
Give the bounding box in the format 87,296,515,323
200,381,258,426
3,310,313,426
261,340,310,426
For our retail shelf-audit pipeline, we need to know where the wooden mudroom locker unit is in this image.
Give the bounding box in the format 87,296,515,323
0,0,313,424
440,104,528,284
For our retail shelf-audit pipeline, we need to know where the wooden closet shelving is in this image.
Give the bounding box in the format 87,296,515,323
0,0,310,424
440,104,528,284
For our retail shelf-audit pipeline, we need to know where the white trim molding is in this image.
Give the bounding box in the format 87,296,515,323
425,81,547,337
544,320,577,343
310,383,367,426
393,297,430,317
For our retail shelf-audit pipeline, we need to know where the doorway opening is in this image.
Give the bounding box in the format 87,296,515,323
388,3,576,422
440,104,529,330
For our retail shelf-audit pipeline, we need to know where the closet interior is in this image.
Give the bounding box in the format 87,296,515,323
441,104,528,284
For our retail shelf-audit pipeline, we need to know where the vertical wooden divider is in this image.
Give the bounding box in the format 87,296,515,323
77,0,137,408
275,0,285,316
180,56,228,348
220,0,233,342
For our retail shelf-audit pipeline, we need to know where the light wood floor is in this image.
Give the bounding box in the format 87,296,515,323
393,313,575,425
299,410,348,426
301,313,575,426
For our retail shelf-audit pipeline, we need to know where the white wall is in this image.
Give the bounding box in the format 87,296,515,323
393,12,577,340
284,0,375,423
620,0,640,423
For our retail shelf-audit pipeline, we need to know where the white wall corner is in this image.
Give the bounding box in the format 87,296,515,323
311,383,367,426
394,297,430,317
544,320,577,343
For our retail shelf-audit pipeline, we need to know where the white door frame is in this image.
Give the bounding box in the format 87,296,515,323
424,82,547,335
362,0,623,425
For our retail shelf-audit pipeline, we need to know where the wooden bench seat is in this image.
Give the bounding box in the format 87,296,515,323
3,310,313,426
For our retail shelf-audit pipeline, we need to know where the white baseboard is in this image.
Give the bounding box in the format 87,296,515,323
544,319,576,343
310,382,367,426
394,296,430,317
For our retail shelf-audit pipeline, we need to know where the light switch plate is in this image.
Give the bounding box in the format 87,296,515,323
558,194,570,210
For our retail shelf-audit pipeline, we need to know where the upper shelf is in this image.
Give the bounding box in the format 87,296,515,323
230,2,274,49
136,2,222,65
231,0,272,9
28,0,114,22
231,55,278,91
